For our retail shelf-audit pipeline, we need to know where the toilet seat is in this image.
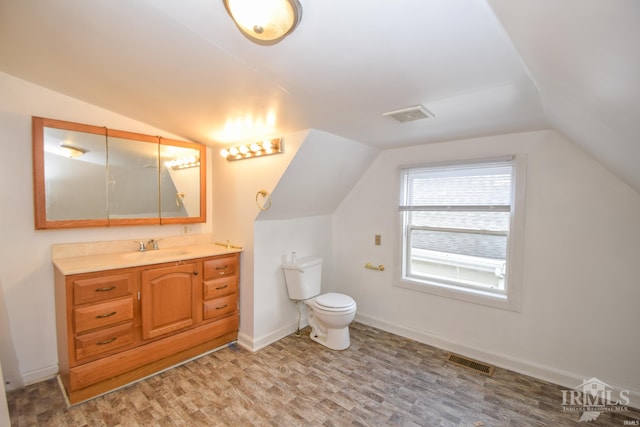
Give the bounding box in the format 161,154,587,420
313,293,356,312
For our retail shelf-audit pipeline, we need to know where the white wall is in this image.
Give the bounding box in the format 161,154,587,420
0,288,16,423
333,129,640,403
0,72,213,389
212,129,377,350
0,359,10,426
253,215,333,350
211,131,307,347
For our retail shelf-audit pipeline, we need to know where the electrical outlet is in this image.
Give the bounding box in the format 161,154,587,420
375,234,381,246
182,225,192,235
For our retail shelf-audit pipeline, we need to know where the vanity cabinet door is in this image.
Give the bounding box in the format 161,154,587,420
140,262,201,340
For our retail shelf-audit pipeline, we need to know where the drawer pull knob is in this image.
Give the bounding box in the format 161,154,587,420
215,285,228,290
215,304,228,310
96,311,117,319
96,337,117,345
95,286,116,292
215,265,229,270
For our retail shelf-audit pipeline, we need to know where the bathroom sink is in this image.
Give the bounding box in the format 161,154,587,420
121,249,190,260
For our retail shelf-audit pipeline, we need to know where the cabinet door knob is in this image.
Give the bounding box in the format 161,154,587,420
193,271,199,276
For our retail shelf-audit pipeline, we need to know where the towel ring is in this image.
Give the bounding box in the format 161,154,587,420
256,189,272,210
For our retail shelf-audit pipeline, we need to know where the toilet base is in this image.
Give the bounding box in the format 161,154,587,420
309,325,350,351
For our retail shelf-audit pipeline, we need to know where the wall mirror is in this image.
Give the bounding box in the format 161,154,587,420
32,117,206,229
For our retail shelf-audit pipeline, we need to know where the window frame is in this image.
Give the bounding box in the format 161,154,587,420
395,155,526,311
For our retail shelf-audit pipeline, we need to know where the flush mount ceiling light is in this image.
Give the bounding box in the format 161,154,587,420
223,0,302,45
58,143,87,158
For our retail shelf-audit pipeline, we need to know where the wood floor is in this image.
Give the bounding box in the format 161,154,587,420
7,322,639,426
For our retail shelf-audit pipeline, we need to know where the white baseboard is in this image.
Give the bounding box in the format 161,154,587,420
236,331,254,352
19,364,58,389
355,313,640,410
238,320,306,352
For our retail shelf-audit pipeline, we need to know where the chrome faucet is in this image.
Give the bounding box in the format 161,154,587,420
147,238,160,250
133,238,161,252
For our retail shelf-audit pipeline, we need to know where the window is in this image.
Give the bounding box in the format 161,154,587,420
398,156,525,310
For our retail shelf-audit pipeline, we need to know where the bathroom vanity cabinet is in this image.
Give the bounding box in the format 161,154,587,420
54,251,240,404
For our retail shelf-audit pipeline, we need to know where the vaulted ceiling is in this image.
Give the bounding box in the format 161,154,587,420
1,0,638,191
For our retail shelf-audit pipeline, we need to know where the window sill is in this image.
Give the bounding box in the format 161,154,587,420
395,277,520,311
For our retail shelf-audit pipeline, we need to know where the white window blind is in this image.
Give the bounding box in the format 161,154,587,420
398,157,519,304
399,159,513,212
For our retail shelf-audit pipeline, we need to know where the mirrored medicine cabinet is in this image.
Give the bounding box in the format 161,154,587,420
32,117,206,229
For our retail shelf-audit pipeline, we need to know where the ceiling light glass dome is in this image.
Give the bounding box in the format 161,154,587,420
223,0,302,45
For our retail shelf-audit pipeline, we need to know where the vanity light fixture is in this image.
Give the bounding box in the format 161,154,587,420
165,155,200,170
220,138,283,161
223,0,302,45
58,144,87,158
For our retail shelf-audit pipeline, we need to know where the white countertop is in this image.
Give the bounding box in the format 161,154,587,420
52,234,242,275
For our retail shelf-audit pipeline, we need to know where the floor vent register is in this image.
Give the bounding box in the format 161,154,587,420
446,353,495,376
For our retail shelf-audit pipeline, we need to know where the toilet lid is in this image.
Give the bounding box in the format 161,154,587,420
315,293,355,309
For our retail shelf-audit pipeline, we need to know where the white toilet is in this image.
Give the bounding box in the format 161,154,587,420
282,255,356,350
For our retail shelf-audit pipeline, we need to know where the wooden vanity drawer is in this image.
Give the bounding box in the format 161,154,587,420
73,272,135,305
75,322,134,360
203,276,237,300
204,255,238,279
203,294,237,320
74,298,134,334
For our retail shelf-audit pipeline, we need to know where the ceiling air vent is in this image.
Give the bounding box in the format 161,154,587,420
383,105,434,123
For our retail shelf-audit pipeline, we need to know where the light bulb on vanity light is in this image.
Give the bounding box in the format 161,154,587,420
220,137,283,161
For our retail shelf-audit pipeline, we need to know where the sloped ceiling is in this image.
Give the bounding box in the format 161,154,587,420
257,130,379,220
0,0,638,191
488,0,640,192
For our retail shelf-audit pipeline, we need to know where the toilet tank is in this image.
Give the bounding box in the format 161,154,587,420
281,256,323,300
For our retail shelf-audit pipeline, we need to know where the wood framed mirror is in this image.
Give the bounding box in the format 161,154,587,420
32,117,206,229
